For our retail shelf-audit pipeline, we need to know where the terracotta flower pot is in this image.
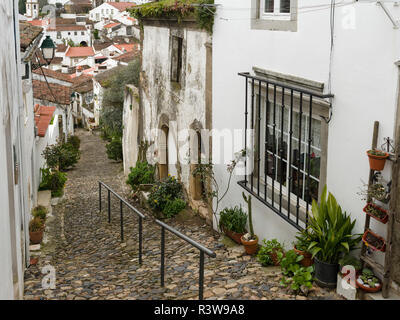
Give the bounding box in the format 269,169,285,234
366,151,389,171
240,235,259,255
294,246,314,267
356,276,382,293
222,226,246,245
29,230,44,244
362,229,386,252
363,203,389,224
30,257,39,266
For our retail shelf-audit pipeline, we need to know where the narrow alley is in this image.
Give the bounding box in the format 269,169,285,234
23,130,340,300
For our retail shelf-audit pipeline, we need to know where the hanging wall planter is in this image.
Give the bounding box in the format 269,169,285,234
363,203,389,224
366,149,389,171
362,229,386,252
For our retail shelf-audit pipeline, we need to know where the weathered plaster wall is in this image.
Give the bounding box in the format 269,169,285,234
123,84,140,175
140,24,210,197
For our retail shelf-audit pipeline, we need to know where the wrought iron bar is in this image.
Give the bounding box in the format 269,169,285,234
139,216,143,265
272,84,277,207
251,78,255,192
279,88,285,212
257,80,262,196
244,79,248,186
99,182,102,212
161,226,165,287
264,82,269,202
120,200,124,242
155,219,216,300
288,89,294,219
305,95,313,227
108,189,111,223
296,92,303,225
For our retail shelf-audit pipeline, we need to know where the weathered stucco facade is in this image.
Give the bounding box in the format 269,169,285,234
123,18,212,220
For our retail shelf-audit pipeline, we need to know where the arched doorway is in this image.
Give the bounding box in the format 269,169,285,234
80,41,88,47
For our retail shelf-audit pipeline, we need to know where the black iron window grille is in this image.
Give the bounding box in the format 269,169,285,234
238,72,333,230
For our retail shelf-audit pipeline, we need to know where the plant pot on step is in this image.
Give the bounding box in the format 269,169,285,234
29,229,44,245
222,226,246,245
241,235,259,255
366,150,389,171
362,229,386,252
294,246,314,267
314,257,339,288
363,203,389,224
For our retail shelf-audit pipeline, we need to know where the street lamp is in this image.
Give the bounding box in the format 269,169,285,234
32,35,56,70
41,35,56,65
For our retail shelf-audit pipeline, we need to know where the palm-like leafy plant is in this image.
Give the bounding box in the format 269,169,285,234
307,186,361,264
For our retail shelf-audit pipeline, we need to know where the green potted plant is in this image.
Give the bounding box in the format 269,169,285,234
240,192,258,255
257,239,284,266
29,217,45,245
219,206,247,244
278,249,314,296
32,205,48,224
126,161,156,192
293,230,313,267
307,186,361,288
362,229,386,252
366,149,389,171
356,268,382,293
363,203,389,224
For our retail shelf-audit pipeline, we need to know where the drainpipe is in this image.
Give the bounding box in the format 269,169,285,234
376,1,400,29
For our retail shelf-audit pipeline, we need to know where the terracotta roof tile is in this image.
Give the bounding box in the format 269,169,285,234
108,2,136,11
114,43,136,53
33,80,71,105
19,21,43,51
104,22,121,29
113,50,138,63
34,104,56,137
33,68,76,83
47,25,87,32
66,46,95,57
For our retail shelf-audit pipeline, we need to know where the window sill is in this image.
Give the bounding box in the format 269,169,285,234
251,18,297,32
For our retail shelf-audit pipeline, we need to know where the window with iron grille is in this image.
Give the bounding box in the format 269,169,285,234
238,71,332,230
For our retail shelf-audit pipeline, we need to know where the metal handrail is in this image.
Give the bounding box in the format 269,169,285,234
98,181,216,300
155,219,216,300
99,181,144,264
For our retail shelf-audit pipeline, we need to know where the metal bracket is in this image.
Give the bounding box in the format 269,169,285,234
376,1,400,29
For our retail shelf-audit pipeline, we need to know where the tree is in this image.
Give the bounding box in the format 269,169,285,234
18,0,26,15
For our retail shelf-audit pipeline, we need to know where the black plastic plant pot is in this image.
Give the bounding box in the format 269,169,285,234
314,257,339,288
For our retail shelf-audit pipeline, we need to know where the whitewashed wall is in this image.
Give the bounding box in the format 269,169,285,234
0,0,26,300
140,24,210,193
213,0,400,253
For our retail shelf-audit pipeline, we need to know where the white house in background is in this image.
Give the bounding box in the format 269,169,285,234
46,24,91,46
89,2,136,22
64,46,95,67
25,0,39,21
212,0,400,292
47,0,70,5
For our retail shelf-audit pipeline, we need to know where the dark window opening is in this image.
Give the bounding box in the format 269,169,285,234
170,36,183,83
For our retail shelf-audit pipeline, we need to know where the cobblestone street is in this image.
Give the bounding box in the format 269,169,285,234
24,129,341,300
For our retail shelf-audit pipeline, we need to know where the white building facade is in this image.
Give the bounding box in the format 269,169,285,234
212,0,400,287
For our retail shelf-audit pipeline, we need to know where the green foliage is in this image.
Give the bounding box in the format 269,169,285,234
32,205,48,222
278,249,314,294
18,0,26,14
29,217,44,232
67,135,81,150
148,176,185,216
162,198,186,218
219,206,247,234
306,186,362,264
367,149,387,157
42,139,80,171
339,255,362,272
106,137,123,161
257,239,284,266
39,168,67,197
128,0,215,33
359,268,380,288
93,29,100,39
100,60,140,140
126,161,156,191
294,229,312,252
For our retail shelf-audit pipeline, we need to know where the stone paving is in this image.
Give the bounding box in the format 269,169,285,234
24,129,342,300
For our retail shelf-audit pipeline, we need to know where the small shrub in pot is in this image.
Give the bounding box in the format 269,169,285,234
219,206,247,244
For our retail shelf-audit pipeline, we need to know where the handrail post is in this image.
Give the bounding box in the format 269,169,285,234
161,226,165,287
99,182,102,212
199,251,204,300
107,189,111,223
139,217,143,265
120,200,124,241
